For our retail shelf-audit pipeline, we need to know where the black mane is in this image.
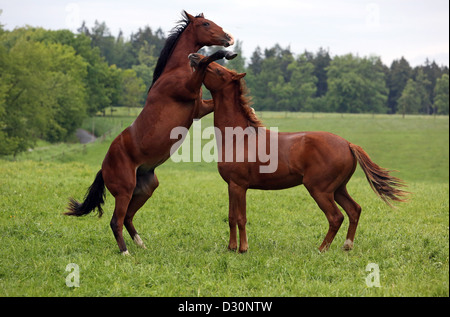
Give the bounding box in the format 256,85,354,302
148,12,202,92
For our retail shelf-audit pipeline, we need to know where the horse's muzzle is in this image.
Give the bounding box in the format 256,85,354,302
223,32,234,47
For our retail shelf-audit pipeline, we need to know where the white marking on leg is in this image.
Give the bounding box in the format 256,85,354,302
122,250,131,256
343,239,354,250
133,234,147,249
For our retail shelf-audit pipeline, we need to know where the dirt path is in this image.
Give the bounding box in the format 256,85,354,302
75,129,96,144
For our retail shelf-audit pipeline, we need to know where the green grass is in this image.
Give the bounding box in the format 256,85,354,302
0,113,448,297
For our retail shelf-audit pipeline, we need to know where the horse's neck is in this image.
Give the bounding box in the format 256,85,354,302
165,29,200,71
213,85,249,132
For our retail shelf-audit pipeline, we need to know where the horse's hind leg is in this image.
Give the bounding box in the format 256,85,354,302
124,171,159,249
308,190,344,252
110,194,133,255
335,185,361,250
103,152,136,255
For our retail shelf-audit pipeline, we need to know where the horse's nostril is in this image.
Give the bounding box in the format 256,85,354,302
224,32,234,46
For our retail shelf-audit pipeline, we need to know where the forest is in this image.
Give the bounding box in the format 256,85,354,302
1,19,449,156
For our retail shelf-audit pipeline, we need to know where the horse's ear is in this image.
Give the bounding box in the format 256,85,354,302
198,13,205,18
183,10,195,22
232,73,246,81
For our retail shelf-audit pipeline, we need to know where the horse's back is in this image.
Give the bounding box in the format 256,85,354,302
289,131,356,190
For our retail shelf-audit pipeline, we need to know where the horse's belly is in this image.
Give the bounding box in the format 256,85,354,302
249,173,303,190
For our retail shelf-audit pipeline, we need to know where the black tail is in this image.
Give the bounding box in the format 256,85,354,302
65,170,106,217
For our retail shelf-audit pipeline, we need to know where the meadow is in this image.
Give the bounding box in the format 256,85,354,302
0,111,448,297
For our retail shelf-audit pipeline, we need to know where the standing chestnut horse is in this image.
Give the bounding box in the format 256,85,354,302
65,12,234,255
189,53,408,253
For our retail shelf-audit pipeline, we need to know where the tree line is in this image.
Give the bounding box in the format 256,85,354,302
0,22,152,156
1,19,449,156
238,44,448,116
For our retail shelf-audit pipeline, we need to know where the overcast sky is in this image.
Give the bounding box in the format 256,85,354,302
1,0,448,67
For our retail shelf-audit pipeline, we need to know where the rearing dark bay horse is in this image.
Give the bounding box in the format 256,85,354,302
189,53,408,253
65,12,234,255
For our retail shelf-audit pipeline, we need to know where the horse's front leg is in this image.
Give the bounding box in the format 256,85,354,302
187,50,237,93
197,99,214,119
193,87,215,119
228,182,248,253
194,97,214,119
184,52,217,93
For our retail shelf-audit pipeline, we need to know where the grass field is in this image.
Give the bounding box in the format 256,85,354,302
0,112,448,297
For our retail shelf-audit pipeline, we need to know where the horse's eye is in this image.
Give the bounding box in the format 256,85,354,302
202,22,210,27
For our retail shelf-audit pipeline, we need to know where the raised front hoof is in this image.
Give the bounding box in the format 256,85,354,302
225,51,238,60
188,53,201,66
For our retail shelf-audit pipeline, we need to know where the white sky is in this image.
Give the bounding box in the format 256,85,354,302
0,0,448,67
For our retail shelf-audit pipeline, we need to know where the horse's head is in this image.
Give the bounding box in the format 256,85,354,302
189,52,246,93
184,11,234,47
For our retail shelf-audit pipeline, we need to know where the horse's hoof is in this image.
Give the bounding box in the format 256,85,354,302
225,51,238,60
318,246,329,253
343,239,354,251
133,234,147,249
188,53,201,66
188,53,199,60
121,250,131,256
238,245,248,253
